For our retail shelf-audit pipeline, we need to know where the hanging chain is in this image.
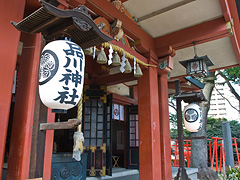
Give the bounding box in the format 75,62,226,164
193,41,197,57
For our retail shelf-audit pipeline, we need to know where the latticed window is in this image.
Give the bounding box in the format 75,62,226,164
84,99,104,146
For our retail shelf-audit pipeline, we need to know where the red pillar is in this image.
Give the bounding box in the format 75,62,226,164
0,1,26,179
43,109,55,180
158,73,172,179
138,66,162,180
6,33,41,180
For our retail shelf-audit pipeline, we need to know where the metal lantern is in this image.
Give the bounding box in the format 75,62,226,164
39,40,85,111
179,55,214,78
183,103,202,132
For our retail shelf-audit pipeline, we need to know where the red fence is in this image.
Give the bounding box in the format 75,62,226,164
171,137,240,171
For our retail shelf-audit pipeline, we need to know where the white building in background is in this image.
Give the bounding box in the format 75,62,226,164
208,76,240,121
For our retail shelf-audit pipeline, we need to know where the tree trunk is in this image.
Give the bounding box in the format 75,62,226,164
190,72,218,180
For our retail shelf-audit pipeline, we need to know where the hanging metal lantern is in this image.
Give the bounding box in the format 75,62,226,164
183,103,202,132
179,42,214,79
179,55,214,78
39,40,85,111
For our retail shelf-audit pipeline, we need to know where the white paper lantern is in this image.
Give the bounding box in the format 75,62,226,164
183,103,202,132
39,40,85,110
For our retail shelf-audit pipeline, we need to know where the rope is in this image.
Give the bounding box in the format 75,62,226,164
102,42,157,67
72,90,84,161
77,91,83,132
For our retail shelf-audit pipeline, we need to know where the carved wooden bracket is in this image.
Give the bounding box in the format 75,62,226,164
40,118,81,131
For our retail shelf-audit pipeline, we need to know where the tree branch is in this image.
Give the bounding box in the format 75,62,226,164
168,97,177,111
214,87,240,113
169,102,177,111
218,71,240,101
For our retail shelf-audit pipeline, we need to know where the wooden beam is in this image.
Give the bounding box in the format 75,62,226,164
110,39,151,66
219,0,232,22
168,81,201,92
138,0,196,22
93,72,137,86
219,0,240,65
76,0,155,53
154,17,229,54
155,46,176,58
111,93,138,105
40,119,81,131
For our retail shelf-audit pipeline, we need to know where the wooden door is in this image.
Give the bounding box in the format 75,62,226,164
127,105,139,169
83,85,107,177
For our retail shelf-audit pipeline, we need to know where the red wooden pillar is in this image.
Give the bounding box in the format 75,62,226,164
158,73,172,179
6,33,41,180
138,65,162,180
43,109,55,180
0,0,26,179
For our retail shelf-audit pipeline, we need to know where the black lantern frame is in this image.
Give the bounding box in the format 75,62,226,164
179,55,214,78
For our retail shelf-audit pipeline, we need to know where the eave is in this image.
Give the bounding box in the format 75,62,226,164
68,0,155,53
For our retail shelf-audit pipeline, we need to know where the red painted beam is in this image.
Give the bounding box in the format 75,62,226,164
219,0,232,22
168,78,201,91
156,46,176,58
219,0,240,65
112,93,138,105
230,27,240,65
80,0,155,53
154,17,229,55
0,0,26,179
168,83,200,92
110,39,150,66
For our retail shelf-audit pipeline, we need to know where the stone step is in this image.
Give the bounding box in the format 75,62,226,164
172,167,198,180
86,167,199,180
86,168,139,180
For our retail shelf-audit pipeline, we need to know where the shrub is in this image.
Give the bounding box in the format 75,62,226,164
219,166,240,180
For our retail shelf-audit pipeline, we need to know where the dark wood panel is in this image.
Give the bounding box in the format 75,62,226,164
29,84,47,178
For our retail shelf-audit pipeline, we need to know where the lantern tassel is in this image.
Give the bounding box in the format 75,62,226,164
73,130,84,161
73,92,84,161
